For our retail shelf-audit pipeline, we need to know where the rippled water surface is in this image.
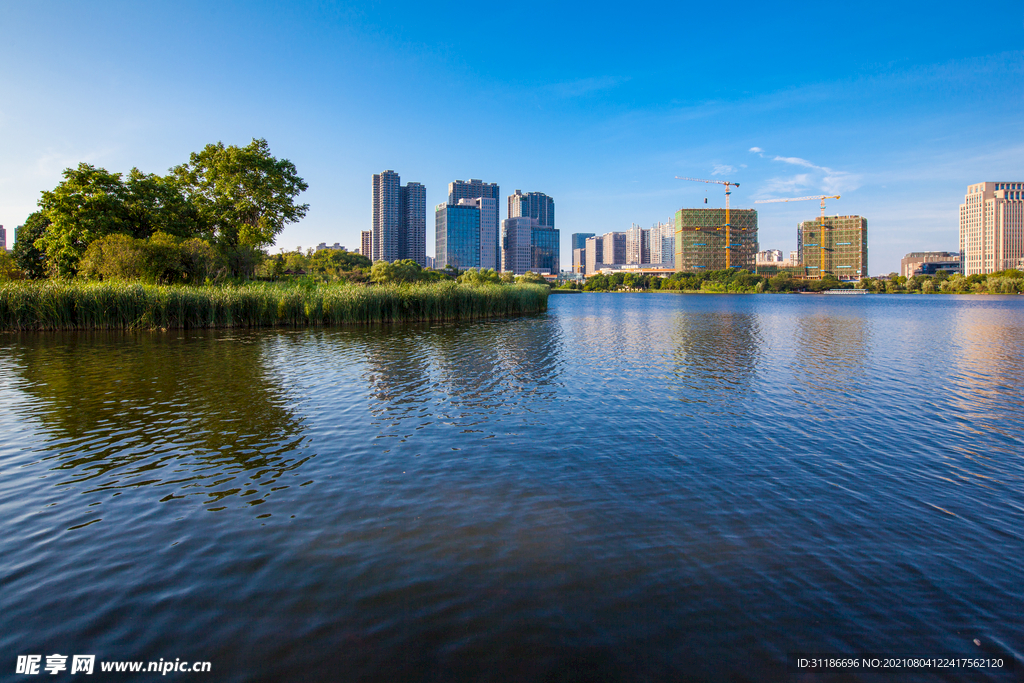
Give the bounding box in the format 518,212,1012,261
2,294,1022,682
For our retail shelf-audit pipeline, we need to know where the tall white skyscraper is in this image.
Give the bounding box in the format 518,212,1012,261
960,181,1024,275
474,197,499,271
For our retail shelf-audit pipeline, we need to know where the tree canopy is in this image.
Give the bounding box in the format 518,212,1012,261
27,139,307,277
171,138,308,250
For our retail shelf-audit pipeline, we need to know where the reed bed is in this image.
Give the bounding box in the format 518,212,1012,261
0,281,549,331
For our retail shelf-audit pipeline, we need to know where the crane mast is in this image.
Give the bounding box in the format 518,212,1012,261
754,195,840,279
676,176,741,269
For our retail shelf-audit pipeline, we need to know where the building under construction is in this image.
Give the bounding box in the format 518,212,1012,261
675,208,758,271
798,215,868,280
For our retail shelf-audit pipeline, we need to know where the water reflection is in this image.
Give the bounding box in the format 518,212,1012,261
667,309,762,399
791,308,869,398
362,319,565,432
4,330,309,511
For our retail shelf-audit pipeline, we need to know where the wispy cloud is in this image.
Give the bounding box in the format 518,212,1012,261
750,146,860,196
773,156,818,169
546,75,629,99
711,163,735,176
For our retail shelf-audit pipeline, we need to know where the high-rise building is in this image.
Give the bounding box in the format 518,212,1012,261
960,182,1024,275
603,232,626,266
675,208,758,272
573,248,586,274
372,170,426,264
508,190,558,274
901,251,961,279
531,225,559,274
508,190,554,228
436,201,481,270
649,220,674,267
449,179,500,271
372,171,400,262
585,235,603,274
0,225,6,252
625,224,650,265
401,182,427,266
798,215,867,280
502,217,533,275
360,230,372,258
474,197,499,272
449,179,500,205
571,233,595,251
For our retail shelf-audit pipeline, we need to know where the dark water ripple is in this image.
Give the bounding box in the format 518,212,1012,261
1,294,1023,682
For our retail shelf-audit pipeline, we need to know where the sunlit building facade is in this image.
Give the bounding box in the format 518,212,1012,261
960,181,1024,275
900,251,961,279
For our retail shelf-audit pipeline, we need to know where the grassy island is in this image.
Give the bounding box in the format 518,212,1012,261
0,281,549,331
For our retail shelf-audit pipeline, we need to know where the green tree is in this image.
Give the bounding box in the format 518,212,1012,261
0,251,22,280
371,259,424,284
12,212,50,279
36,164,132,277
516,271,548,285
172,138,308,253
310,249,371,274
78,234,146,281
123,169,205,240
458,267,500,286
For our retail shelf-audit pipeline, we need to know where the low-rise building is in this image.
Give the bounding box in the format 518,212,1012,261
900,251,961,279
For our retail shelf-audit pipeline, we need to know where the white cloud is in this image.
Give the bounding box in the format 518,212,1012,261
711,164,736,176
752,152,862,196
749,147,763,153
772,155,818,169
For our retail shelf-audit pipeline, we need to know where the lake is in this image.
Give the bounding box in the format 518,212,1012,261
1,293,1021,682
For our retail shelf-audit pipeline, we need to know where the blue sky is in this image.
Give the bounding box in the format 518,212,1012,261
2,0,1022,274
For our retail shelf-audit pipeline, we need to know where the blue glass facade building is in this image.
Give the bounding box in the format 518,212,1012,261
531,226,560,274
435,204,481,270
571,233,595,251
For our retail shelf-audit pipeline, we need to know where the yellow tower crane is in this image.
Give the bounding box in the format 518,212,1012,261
754,194,840,279
676,176,741,268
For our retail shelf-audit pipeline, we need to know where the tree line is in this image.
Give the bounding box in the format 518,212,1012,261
565,269,852,293
857,270,1024,294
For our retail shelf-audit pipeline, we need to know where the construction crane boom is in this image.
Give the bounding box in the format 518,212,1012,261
754,194,840,279
675,176,741,268
755,195,839,204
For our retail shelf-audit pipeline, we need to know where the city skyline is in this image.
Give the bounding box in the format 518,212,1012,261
1,2,1021,275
